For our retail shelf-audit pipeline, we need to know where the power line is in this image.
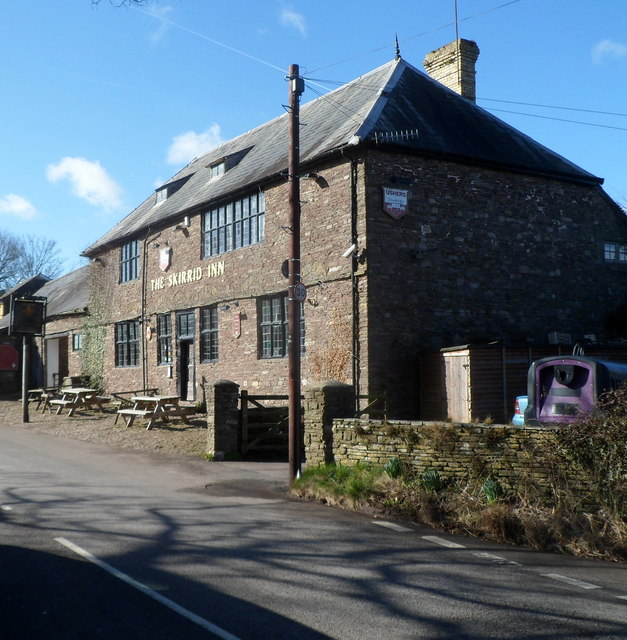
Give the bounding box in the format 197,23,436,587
307,0,522,74
479,97,627,118
137,4,625,135
487,107,627,132
304,83,366,129
134,7,285,74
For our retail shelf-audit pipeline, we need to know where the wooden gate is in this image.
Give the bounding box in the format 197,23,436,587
240,391,295,459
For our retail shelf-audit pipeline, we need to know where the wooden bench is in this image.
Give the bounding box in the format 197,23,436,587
116,408,156,429
162,406,196,419
111,389,159,422
49,399,77,414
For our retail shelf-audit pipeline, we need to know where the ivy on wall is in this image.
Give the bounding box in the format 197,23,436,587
80,267,107,390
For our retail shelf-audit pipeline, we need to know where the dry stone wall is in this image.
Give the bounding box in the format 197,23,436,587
308,418,593,498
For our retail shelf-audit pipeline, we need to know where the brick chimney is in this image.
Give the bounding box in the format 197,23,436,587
423,39,480,102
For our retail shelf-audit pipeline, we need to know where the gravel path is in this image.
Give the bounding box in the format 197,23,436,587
0,395,208,457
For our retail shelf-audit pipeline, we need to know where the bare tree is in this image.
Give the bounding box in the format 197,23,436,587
0,233,63,292
15,236,63,283
91,0,148,6
0,231,21,291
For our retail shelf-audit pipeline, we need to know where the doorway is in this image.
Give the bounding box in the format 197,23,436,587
45,337,68,387
176,310,196,402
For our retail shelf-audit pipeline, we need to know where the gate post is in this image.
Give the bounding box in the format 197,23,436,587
304,381,354,466
206,379,240,460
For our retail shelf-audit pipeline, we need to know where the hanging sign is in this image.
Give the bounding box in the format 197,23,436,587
382,187,409,220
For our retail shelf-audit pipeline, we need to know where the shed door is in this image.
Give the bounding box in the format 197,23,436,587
444,352,471,422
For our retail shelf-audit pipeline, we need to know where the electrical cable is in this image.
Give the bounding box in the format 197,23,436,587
486,108,627,132
308,0,523,74
479,98,627,118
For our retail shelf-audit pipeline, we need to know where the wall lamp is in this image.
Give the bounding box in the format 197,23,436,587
302,173,329,188
219,301,239,312
174,215,191,231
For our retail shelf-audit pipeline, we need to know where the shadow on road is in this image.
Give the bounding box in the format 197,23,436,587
0,540,335,640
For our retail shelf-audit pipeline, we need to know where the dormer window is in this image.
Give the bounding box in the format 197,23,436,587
205,147,252,182
154,174,193,205
209,161,225,179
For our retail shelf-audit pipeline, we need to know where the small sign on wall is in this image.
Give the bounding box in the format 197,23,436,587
233,312,241,338
159,247,172,271
382,187,409,220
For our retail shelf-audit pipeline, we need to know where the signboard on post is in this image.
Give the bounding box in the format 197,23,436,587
10,298,46,335
9,296,45,424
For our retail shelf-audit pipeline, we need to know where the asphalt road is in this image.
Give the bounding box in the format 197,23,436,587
0,424,625,639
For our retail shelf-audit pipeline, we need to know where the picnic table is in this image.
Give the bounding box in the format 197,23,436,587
27,387,62,413
48,388,109,416
116,395,192,430
26,388,47,410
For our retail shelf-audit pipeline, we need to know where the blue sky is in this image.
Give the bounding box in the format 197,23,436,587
1,0,626,275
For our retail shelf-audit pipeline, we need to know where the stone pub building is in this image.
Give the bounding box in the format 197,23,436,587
82,40,627,420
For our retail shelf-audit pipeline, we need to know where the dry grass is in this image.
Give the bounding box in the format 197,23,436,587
294,465,627,562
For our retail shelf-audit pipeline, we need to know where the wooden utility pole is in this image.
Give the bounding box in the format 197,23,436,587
21,335,29,423
287,64,304,484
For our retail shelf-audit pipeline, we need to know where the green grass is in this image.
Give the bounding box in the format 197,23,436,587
294,462,386,507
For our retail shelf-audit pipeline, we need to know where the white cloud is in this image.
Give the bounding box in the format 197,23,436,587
46,157,123,210
279,6,307,36
147,5,173,43
0,194,37,220
166,124,223,165
592,39,627,64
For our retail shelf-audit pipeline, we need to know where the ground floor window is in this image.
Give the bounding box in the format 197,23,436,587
200,305,219,362
72,333,83,351
115,320,140,367
259,294,304,358
157,313,173,364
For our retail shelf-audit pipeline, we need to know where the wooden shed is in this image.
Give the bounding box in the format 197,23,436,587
419,343,627,424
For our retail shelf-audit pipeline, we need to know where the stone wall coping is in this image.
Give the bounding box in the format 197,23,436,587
332,418,555,433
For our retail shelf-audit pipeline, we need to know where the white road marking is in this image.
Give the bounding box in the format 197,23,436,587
371,520,412,532
55,537,242,640
542,573,602,590
616,595,627,601
472,551,522,566
421,535,466,549
1,505,13,511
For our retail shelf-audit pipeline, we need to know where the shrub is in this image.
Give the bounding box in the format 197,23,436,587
384,457,403,479
553,385,627,518
421,468,443,493
481,477,504,504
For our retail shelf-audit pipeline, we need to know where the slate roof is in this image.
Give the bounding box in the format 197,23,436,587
36,265,90,317
0,274,50,303
83,57,601,256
